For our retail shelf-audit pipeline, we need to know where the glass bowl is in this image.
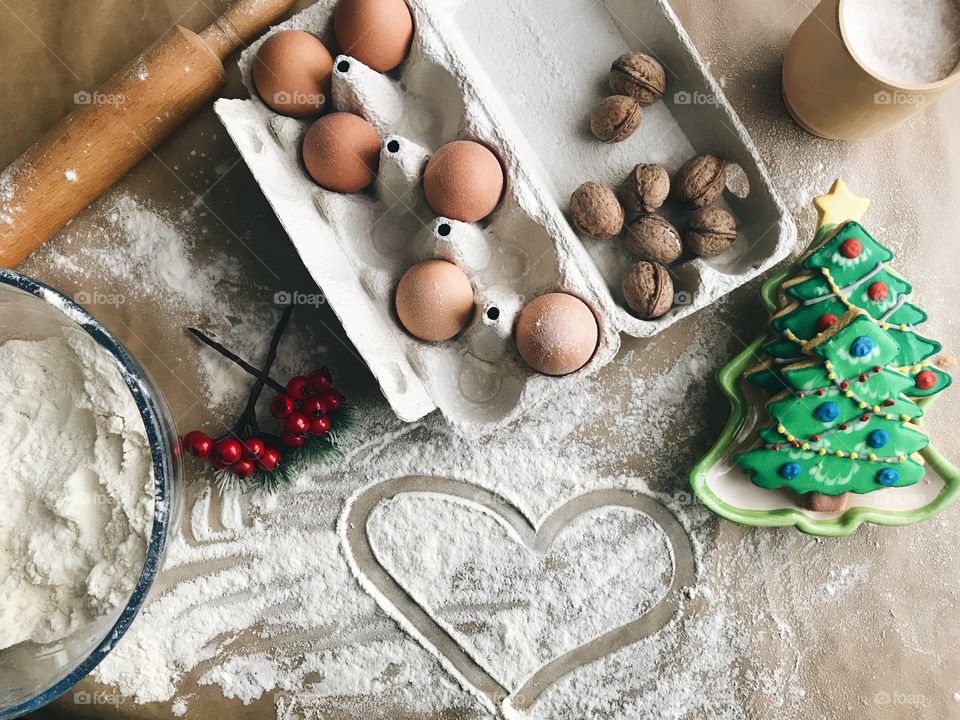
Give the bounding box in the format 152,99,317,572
0,269,182,719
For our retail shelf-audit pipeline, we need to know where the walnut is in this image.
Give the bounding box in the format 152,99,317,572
686,206,737,257
590,96,642,143
609,52,666,106
618,163,670,214
674,154,726,208
569,181,624,241
621,261,674,319
624,214,682,264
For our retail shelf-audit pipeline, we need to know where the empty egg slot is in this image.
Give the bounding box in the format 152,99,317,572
331,55,406,134
375,134,430,211
463,286,523,363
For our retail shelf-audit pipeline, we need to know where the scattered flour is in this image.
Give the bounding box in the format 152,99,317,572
31,187,960,718
843,0,960,85
64,169,78,182
0,333,154,649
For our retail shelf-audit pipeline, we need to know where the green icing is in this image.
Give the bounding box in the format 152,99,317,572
737,315,931,497
803,221,893,286
750,221,951,399
737,448,926,496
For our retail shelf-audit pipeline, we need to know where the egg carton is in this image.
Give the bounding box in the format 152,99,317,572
214,0,795,430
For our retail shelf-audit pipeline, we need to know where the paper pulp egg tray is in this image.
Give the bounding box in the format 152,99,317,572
214,0,796,430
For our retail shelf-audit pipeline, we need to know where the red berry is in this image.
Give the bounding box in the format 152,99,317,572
259,448,281,472
215,438,243,465
301,397,327,417
285,412,310,436
287,376,312,400
281,432,305,448
244,438,265,459
308,368,334,393
234,458,256,478
184,431,214,459
270,394,295,419
320,389,344,413
310,416,332,436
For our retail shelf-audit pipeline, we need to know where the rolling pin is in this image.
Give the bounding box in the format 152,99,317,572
0,0,295,268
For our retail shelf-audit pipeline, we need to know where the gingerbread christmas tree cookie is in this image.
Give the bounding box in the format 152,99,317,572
690,181,960,534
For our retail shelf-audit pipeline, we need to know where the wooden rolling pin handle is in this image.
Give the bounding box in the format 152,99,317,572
0,0,294,269
201,0,295,61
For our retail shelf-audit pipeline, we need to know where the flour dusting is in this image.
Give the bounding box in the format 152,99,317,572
0,333,154,649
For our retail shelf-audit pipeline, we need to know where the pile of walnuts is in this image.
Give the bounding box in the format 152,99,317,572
569,155,738,320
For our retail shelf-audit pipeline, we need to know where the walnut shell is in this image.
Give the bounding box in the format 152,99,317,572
621,261,674,319
609,52,666,106
618,163,670,214
569,182,624,241
686,206,737,257
675,154,726,208
590,96,642,143
624,214,682,264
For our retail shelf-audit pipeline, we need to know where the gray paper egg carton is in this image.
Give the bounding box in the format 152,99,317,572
215,0,795,430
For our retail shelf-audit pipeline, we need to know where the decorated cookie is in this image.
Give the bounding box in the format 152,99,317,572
691,180,959,536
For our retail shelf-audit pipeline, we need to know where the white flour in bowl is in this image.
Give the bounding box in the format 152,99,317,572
843,0,960,85
0,332,154,650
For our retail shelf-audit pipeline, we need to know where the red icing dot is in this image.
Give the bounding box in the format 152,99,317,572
816,389,825,397
792,441,800,448
840,238,863,259
839,424,849,431
868,281,889,302
811,435,820,442
773,444,781,451
817,313,840,332
916,370,938,390
797,391,806,398
840,380,850,390
861,415,870,422
859,373,868,382
873,365,882,373
885,399,896,407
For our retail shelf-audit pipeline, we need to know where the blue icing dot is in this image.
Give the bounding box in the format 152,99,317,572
876,468,900,486
779,462,802,480
867,430,890,449
850,335,875,358
814,402,841,422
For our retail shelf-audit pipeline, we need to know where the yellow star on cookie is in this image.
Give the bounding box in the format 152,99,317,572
814,179,870,230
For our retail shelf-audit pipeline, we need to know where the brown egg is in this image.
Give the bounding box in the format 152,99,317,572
333,0,414,73
252,30,334,118
396,260,475,342
515,293,599,376
302,112,381,193
422,141,505,223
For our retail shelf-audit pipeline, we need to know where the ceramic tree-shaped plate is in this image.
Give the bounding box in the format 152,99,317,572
691,181,960,537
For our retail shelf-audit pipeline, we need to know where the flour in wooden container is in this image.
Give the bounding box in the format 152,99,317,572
843,0,960,85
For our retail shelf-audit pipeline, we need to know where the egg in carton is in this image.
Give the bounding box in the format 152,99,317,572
214,0,796,430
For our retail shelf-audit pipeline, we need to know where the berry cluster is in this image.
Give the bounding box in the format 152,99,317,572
269,368,344,447
182,431,281,479
182,367,345,481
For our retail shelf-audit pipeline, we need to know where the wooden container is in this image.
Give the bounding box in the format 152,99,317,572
783,0,960,140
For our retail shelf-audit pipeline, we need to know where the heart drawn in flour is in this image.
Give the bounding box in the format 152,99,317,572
341,476,696,715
